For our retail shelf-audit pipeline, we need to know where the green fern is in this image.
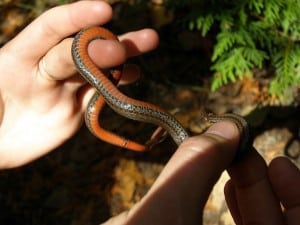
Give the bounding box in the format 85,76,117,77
186,0,300,100
270,43,300,97
189,14,214,36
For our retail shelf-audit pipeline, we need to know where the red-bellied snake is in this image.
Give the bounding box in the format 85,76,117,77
72,26,251,159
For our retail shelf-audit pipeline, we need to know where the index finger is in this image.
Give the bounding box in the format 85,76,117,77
4,1,112,62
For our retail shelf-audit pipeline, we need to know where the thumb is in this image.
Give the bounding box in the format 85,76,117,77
102,121,241,225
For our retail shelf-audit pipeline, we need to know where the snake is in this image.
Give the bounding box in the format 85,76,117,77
72,26,251,159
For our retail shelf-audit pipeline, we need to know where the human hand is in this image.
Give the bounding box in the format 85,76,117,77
100,122,300,225
0,1,158,168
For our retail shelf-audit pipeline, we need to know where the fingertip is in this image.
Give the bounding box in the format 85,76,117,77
136,28,160,51
90,0,113,21
268,156,300,208
206,121,241,150
207,121,240,140
177,127,238,172
120,28,160,57
269,156,300,184
88,39,127,68
269,156,299,172
224,179,234,196
68,0,113,27
118,64,140,85
177,120,242,167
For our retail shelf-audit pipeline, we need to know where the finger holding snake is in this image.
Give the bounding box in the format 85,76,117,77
38,28,159,111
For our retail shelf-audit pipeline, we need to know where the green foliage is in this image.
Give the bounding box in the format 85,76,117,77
185,0,300,99
270,42,300,98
